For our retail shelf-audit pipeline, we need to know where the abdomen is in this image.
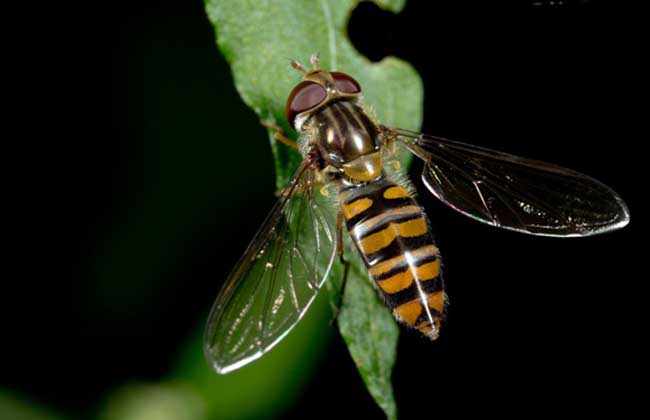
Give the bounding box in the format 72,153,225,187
339,177,445,339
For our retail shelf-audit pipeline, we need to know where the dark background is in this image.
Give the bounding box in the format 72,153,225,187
6,0,646,419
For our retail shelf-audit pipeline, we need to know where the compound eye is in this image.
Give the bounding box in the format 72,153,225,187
331,72,361,94
286,81,327,128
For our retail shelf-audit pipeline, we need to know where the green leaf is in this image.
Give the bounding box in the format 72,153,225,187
205,0,423,418
205,0,422,189
327,251,400,420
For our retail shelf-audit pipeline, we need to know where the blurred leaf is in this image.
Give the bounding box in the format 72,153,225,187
100,293,332,420
0,390,68,420
204,0,423,418
99,382,205,420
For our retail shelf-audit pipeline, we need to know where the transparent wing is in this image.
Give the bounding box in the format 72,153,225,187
385,126,629,237
204,161,338,374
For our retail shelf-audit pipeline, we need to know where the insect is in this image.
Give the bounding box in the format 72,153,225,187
204,54,629,374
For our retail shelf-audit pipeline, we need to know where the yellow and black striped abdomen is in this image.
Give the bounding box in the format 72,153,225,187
340,178,445,339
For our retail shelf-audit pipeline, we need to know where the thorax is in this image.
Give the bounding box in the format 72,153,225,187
304,99,384,183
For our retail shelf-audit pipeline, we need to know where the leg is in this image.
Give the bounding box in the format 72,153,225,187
260,120,300,150
331,211,351,324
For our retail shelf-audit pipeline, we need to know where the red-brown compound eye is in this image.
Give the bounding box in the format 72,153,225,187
285,81,327,129
331,72,361,94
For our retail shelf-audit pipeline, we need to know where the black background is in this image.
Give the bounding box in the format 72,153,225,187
7,0,646,419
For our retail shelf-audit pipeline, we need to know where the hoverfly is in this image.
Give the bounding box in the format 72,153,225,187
204,54,629,374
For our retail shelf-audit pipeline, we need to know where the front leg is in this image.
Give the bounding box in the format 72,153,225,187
260,120,299,150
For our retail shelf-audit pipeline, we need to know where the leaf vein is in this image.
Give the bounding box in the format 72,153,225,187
319,0,337,70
